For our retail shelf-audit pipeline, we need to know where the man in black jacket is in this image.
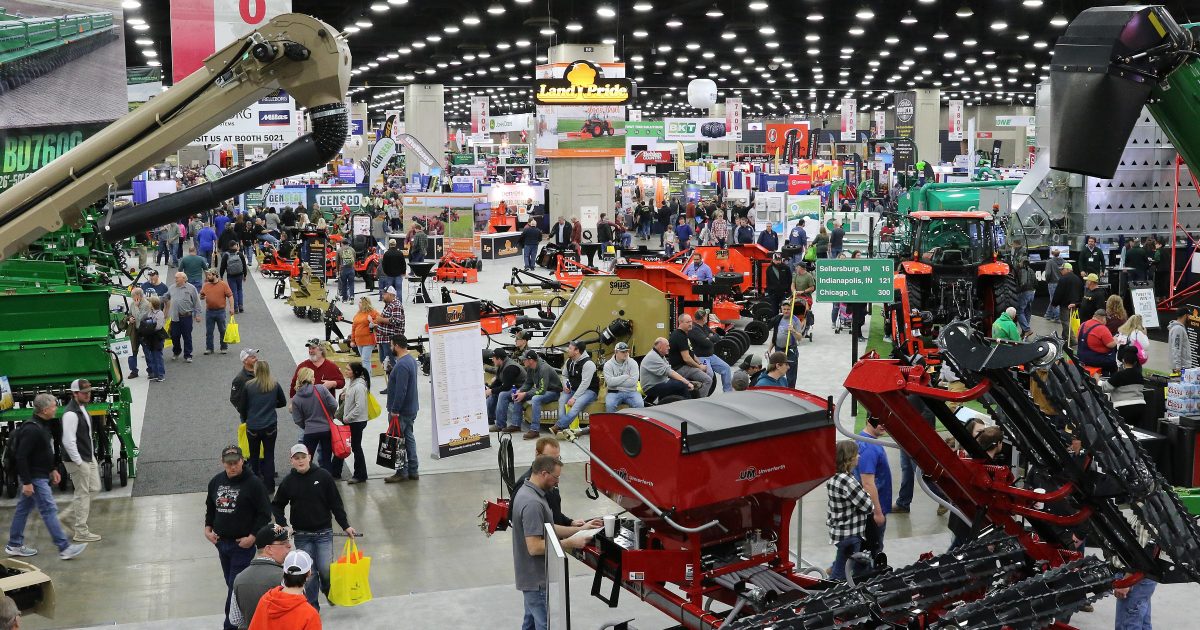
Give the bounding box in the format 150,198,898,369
205,445,272,630
379,238,407,300
551,216,571,248
230,348,258,424
5,394,87,560
512,437,601,529
487,348,526,434
1078,236,1106,278
765,253,793,314
520,220,543,271
271,444,356,611
1050,262,1085,348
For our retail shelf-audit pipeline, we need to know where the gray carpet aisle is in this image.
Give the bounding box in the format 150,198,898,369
133,268,301,496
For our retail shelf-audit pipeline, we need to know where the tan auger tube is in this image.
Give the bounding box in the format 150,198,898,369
0,13,351,259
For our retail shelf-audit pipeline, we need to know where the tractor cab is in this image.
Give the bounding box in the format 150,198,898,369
910,211,998,269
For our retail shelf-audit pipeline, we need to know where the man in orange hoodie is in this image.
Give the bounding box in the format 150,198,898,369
249,550,321,630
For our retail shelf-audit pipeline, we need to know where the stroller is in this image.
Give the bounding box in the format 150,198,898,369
833,303,853,334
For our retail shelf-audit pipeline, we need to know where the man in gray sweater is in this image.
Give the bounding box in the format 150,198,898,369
1169,307,1193,375
640,337,694,404
229,524,290,629
603,342,643,411
166,271,201,362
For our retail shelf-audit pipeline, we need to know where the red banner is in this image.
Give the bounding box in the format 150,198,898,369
170,0,292,83
765,123,810,163
634,150,673,164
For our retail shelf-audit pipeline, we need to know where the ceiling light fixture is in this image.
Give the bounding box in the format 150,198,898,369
371,3,389,12
132,23,149,31
488,4,505,14
749,1,768,10
720,31,735,39
356,19,373,28
462,15,480,25
1022,0,1043,6
933,30,949,39
1050,14,1069,27
540,27,555,35
848,27,865,36
990,20,1007,31
955,6,973,17
855,8,874,20
135,38,153,46
806,12,823,22
706,4,724,17
666,16,683,27
444,25,459,33
597,5,617,18
900,12,917,24
566,22,583,31
759,25,776,35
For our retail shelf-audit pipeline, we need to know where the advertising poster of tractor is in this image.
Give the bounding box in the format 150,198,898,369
535,60,630,158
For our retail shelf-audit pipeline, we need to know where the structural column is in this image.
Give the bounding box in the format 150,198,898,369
404,84,445,175
914,88,941,166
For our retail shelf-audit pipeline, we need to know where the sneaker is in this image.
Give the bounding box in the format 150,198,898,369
347,478,367,485
489,425,503,433
58,543,87,560
501,426,521,434
383,474,408,483
152,376,165,382
73,532,101,543
203,350,214,355
1080,604,1095,613
171,354,179,361
409,473,419,481
4,545,36,557
220,349,228,354
891,505,910,514
522,430,540,440
127,372,139,379
185,357,193,363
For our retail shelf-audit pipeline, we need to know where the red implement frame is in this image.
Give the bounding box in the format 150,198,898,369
1158,153,1200,310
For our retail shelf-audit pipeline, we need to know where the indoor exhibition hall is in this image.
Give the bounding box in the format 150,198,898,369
0,0,1199,629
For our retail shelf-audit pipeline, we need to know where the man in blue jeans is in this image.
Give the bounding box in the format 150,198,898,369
1114,573,1156,628
5,394,88,561
520,219,543,271
554,341,599,435
384,334,421,482
271,444,357,610
510,350,562,440
855,417,893,554
511,455,591,630
200,271,234,355
167,271,201,362
204,445,272,630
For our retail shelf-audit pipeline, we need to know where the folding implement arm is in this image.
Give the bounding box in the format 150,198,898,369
0,13,351,259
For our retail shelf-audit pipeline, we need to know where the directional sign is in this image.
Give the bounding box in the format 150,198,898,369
815,258,894,303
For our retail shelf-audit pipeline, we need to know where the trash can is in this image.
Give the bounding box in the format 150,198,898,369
1157,416,1200,486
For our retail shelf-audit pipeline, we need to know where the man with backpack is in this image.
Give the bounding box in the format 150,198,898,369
5,394,88,560
337,240,356,304
220,243,249,314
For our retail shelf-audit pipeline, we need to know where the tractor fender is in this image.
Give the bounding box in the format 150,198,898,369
978,261,1011,276
899,260,933,275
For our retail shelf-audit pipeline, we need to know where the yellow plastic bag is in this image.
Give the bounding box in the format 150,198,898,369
223,315,240,344
237,423,265,458
366,391,382,420
162,318,172,349
328,539,372,607
1069,308,1081,338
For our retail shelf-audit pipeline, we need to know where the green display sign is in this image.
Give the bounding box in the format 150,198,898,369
625,121,665,138
451,153,475,165
0,122,108,193
667,171,687,195
815,258,894,303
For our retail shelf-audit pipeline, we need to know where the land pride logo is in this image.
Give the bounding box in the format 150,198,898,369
535,60,633,105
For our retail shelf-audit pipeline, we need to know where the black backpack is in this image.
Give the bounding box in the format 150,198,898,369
2,422,28,480
137,314,158,338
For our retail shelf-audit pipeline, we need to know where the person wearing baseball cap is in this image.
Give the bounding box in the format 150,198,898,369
487,347,525,434
511,349,563,440
59,379,102,544
248,550,321,629
229,524,291,629
385,333,421,481
603,342,643,411
289,338,344,398
731,354,764,391
140,268,168,299
205,444,273,630
230,349,260,422
1050,258,1084,348
1079,272,1108,330
379,237,406,301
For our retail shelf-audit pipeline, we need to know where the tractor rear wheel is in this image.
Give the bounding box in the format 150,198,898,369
906,277,925,314
987,274,1018,323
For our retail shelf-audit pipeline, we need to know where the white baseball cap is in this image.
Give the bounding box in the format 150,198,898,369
284,549,313,575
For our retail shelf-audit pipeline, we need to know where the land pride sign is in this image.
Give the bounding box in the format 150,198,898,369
815,259,894,303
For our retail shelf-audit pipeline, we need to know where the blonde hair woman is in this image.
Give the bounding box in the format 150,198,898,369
1118,314,1150,365
290,367,338,472
351,297,379,370
236,360,287,492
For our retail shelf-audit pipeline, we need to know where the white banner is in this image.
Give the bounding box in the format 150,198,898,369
369,137,397,186
192,90,301,145
996,115,1035,127
840,98,856,141
486,113,529,133
725,97,743,141
874,110,886,139
949,100,965,141
471,96,490,141
427,320,490,459
664,118,737,141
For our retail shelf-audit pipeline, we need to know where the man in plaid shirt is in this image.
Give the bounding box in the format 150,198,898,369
827,440,873,580
374,287,405,374
709,215,730,247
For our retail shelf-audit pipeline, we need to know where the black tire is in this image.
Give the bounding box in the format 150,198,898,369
990,273,1018,317
101,461,113,492
293,305,307,318
750,301,775,322
906,277,925,314
726,330,751,355
714,337,742,365
307,308,323,322
744,320,769,344
118,458,128,487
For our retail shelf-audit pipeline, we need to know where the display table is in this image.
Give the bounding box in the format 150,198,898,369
481,232,522,260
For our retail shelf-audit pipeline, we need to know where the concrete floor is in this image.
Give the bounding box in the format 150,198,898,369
11,236,1193,628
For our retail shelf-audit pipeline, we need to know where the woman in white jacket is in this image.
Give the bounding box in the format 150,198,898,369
337,362,372,484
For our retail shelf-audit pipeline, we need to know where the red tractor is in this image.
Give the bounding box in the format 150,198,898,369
891,210,1016,363
579,116,615,139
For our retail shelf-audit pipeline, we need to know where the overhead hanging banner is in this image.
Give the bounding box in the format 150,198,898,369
949,100,965,142
725,97,743,142
307,185,368,215
874,110,886,140
624,121,665,138
535,61,630,158
534,60,634,106
426,302,490,459
471,96,490,141
765,123,810,163
488,113,530,133
893,91,917,171
840,98,857,141
170,0,292,84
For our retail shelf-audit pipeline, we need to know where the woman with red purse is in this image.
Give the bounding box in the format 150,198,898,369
290,368,341,473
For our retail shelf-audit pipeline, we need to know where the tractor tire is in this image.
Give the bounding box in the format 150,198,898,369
293,306,307,318
714,337,742,366
591,124,603,137
750,301,775,322
606,125,615,136
990,274,1018,313
726,330,751,355
744,320,770,344
101,460,113,492
906,278,925,314
118,458,129,486
307,308,323,322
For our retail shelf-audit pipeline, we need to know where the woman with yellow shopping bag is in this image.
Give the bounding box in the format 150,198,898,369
271,444,356,611
328,538,372,607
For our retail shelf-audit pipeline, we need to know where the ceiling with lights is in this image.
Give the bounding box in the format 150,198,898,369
122,0,1199,124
